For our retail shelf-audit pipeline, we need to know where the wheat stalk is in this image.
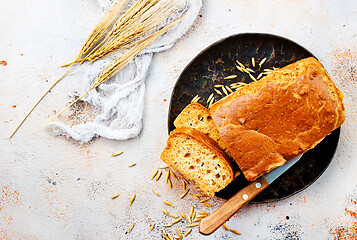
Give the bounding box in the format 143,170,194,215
61,0,127,67
46,13,185,123
9,1,126,138
84,0,180,62
11,0,187,137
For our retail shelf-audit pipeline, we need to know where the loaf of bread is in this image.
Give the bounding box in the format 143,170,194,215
210,57,345,181
174,103,230,156
160,127,234,197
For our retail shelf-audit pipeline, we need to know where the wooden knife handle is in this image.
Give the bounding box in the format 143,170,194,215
199,177,270,235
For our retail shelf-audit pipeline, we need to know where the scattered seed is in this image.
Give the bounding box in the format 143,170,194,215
236,65,244,72
199,198,210,203
170,170,177,180
186,223,198,228
214,88,222,95
231,85,243,89
164,200,174,207
152,190,161,196
242,68,250,74
191,194,200,200
180,189,190,199
163,209,171,217
184,228,192,237
199,211,209,215
173,236,181,240
155,170,162,181
230,229,242,235
183,179,190,186
112,151,123,157
191,212,196,222
263,68,274,72
225,86,233,93
128,163,136,167
196,214,207,219
207,93,214,103
223,224,230,231
234,171,240,179
127,222,135,233
158,165,170,169
259,57,267,67
180,212,188,222
202,202,213,207
171,215,180,218
164,223,173,227
130,194,136,205
236,60,245,68
208,98,215,109
191,95,200,103
221,86,229,96
182,180,186,190
111,193,119,199
189,206,194,219
209,97,215,107
151,170,159,179
150,223,155,231
246,68,255,73
176,227,183,239
168,178,172,188
214,84,224,88
166,170,171,182
257,72,264,80
170,217,182,225
248,73,257,82
167,233,174,240
196,194,206,197
224,75,237,80
252,57,255,67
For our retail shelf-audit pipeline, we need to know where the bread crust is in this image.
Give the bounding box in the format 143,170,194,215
174,102,231,157
210,57,345,181
160,127,234,196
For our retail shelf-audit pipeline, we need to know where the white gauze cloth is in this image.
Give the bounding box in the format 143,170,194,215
47,0,202,143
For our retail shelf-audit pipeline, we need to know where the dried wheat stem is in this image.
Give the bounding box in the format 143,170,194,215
46,3,186,124
77,0,126,61
44,87,92,124
86,1,180,62
10,65,74,138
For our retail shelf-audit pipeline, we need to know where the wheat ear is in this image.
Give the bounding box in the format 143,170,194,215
46,14,185,123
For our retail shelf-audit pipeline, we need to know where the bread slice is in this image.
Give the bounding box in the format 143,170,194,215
210,57,345,181
160,127,233,197
174,103,230,156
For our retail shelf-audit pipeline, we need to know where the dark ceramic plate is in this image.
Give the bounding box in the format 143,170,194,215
168,33,340,203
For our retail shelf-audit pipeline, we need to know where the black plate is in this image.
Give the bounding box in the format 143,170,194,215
168,33,341,203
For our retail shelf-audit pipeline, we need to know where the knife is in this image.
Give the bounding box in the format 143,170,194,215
199,154,303,235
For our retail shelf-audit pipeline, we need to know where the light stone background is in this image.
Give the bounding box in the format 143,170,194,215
1,0,357,239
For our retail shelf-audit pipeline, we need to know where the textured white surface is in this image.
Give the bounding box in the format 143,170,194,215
1,0,357,239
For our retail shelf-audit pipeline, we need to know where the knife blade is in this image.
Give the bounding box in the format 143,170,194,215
263,154,303,184
199,154,303,235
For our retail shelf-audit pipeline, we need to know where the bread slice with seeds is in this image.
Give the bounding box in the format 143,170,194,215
174,103,230,156
160,127,233,197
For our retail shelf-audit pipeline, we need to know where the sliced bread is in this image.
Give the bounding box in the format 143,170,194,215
174,103,230,156
160,127,233,197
